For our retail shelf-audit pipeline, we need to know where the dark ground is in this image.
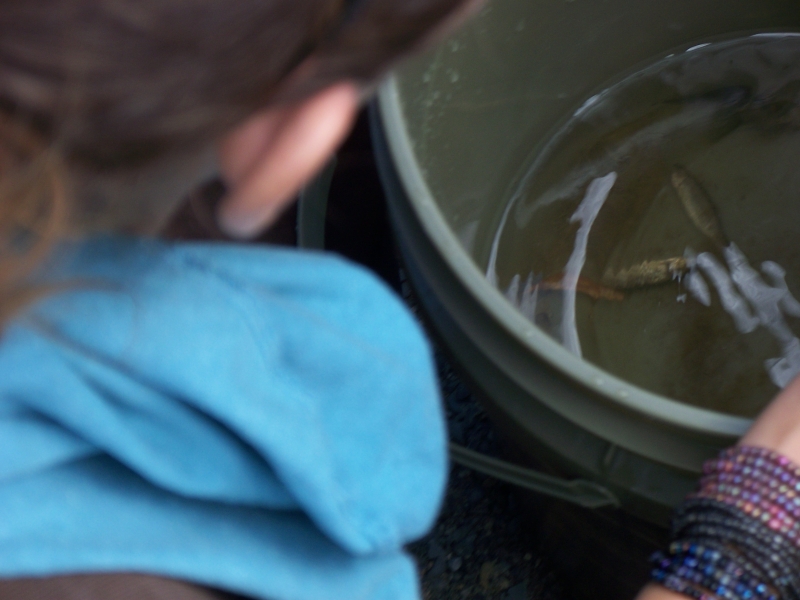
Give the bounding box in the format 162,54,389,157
410,351,564,600
164,109,568,600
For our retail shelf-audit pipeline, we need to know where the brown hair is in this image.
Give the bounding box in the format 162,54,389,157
0,0,467,321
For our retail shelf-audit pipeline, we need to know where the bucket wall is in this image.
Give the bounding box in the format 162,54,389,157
375,0,800,525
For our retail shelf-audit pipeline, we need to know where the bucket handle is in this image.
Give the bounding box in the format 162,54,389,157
449,442,620,509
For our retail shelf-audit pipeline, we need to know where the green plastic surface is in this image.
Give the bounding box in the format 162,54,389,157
374,0,800,524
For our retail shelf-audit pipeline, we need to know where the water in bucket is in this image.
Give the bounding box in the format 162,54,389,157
488,33,800,418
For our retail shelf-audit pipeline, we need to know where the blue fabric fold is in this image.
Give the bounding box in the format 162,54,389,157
0,236,447,600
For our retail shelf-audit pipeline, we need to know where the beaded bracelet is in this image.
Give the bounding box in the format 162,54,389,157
652,566,727,600
695,477,800,541
703,446,800,503
651,543,778,600
676,450,800,600
674,529,795,590
670,510,799,598
652,542,779,600
697,447,800,540
673,498,800,588
651,446,800,600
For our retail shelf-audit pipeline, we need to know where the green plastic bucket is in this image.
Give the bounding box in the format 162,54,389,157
371,0,800,529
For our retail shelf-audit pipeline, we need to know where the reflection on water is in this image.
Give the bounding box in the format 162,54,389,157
489,33,800,417
560,172,618,356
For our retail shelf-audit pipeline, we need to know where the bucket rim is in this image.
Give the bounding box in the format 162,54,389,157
377,75,752,440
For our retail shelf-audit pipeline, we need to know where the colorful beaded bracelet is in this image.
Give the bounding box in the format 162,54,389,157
652,567,730,600
696,447,800,540
651,541,781,600
712,447,800,480
652,543,779,600
673,498,800,585
694,478,800,540
651,446,800,600
671,513,798,597
676,498,800,555
653,543,775,600
702,447,800,508
683,449,800,600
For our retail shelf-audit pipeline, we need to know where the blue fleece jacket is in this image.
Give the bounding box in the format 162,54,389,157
0,236,447,600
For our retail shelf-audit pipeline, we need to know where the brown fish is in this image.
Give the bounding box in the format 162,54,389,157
541,274,625,301
671,165,729,247
601,257,689,289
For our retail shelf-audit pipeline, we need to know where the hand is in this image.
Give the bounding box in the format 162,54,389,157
739,374,800,463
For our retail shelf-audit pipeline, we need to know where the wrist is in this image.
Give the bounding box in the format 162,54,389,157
742,376,800,464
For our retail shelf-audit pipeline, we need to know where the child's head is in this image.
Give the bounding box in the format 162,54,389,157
0,0,477,316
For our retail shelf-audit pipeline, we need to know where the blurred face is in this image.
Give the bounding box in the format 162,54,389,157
215,0,487,238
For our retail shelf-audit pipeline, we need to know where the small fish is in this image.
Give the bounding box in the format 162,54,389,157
540,274,625,301
601,257,689,289
671,165,729,247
